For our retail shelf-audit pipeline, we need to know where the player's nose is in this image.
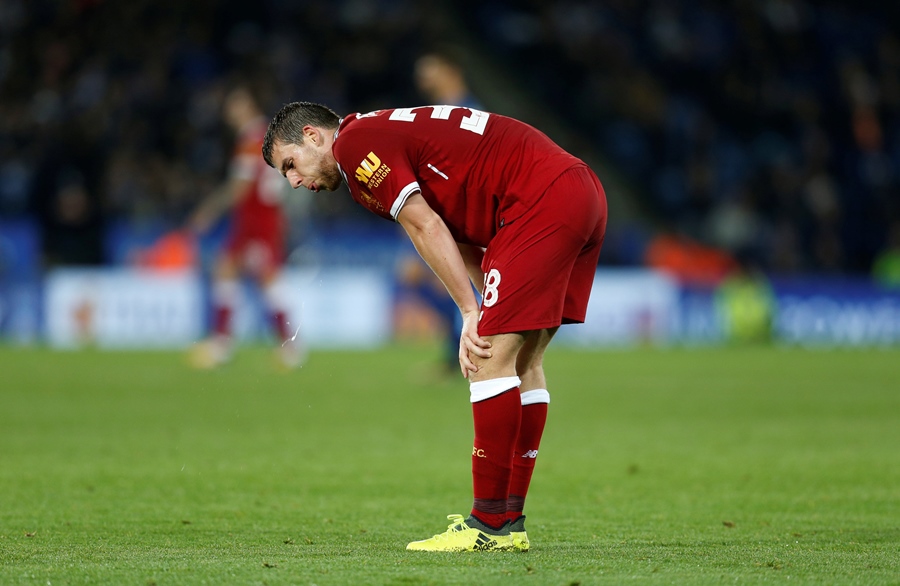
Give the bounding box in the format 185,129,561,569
286,170,303,189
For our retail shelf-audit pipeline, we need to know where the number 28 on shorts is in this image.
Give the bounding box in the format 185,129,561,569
482,269,501,307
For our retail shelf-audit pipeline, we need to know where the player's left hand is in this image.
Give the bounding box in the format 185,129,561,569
459,309,491,378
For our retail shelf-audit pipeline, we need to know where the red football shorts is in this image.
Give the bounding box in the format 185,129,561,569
477,164,607,336
225,222,284,278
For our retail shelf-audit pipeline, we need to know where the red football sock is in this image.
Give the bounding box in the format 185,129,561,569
271,310,290,342
471,387,521,530
213,305,232,338
212,280,238,339
507,400,548,521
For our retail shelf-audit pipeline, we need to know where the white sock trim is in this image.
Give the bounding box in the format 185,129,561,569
469,376,521,403
520,389,550,405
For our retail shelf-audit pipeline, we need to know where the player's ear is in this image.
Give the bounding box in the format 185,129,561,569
303,125,320,145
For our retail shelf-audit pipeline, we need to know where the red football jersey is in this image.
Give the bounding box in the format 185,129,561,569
332,107,584,246
230,117,285,238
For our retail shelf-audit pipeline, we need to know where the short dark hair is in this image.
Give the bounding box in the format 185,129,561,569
418,44,466,70
262,102,341,167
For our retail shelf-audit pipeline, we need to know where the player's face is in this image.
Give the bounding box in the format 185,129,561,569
272,139,343,193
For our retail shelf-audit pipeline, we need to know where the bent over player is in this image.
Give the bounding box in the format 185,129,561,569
263,103,607,551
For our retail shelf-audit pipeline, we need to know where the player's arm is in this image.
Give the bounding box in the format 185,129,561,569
396,192,491,377
189,177,253,234
456,243,485,291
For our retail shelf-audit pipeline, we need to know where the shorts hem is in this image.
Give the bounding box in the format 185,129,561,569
478,317,585,337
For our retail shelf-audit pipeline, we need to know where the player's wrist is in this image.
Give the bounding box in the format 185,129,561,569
460,307,480,319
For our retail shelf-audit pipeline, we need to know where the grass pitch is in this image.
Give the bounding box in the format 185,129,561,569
1,343,898,585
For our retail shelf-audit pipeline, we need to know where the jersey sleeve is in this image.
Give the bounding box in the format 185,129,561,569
333,126,421,221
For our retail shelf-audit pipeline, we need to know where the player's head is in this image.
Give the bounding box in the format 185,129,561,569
262,102,340,165
414,47,468,103
223,85,263,130
263,101,343,193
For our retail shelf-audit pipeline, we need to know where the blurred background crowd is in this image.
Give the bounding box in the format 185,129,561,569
0,0,429,269
459,0,900,280
1,0,899,284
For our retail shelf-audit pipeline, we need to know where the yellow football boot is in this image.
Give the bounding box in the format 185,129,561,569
509,515,530,552
187,336,231,369
406,514,514,552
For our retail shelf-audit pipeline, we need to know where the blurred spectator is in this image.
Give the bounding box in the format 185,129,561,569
414,47,483,109
37,169,104,266
644,232,736,286
715,255,776,344
133,230,197,271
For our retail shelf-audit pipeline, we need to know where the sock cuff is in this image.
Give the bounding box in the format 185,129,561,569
469,376,521,403
520,389,550,405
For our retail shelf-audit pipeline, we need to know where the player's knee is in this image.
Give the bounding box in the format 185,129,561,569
469,333,524,381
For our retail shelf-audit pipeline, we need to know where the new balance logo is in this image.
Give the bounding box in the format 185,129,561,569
522,450,539,459
474,532,498,551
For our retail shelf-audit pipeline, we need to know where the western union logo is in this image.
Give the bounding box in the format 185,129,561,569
356,152,380,183
355,152,391,188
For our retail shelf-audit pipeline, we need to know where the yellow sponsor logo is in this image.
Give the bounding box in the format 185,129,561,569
355,152,380,182
472,447,486,458
355,151,391,188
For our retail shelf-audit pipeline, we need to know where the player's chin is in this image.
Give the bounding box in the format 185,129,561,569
321,179,341,192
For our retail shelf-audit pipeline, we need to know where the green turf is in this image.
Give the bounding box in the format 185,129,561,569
0,343,898,585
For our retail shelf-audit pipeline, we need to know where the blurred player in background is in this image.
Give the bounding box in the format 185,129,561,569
414,48,482,110
395,48,484,375
189,85,304,370
262,102,607,551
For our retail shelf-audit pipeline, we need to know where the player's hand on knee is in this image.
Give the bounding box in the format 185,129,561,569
459,311,491,378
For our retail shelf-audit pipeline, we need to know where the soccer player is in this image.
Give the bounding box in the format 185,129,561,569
189,86,304,370
414,48,482,111
262,103,607,551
